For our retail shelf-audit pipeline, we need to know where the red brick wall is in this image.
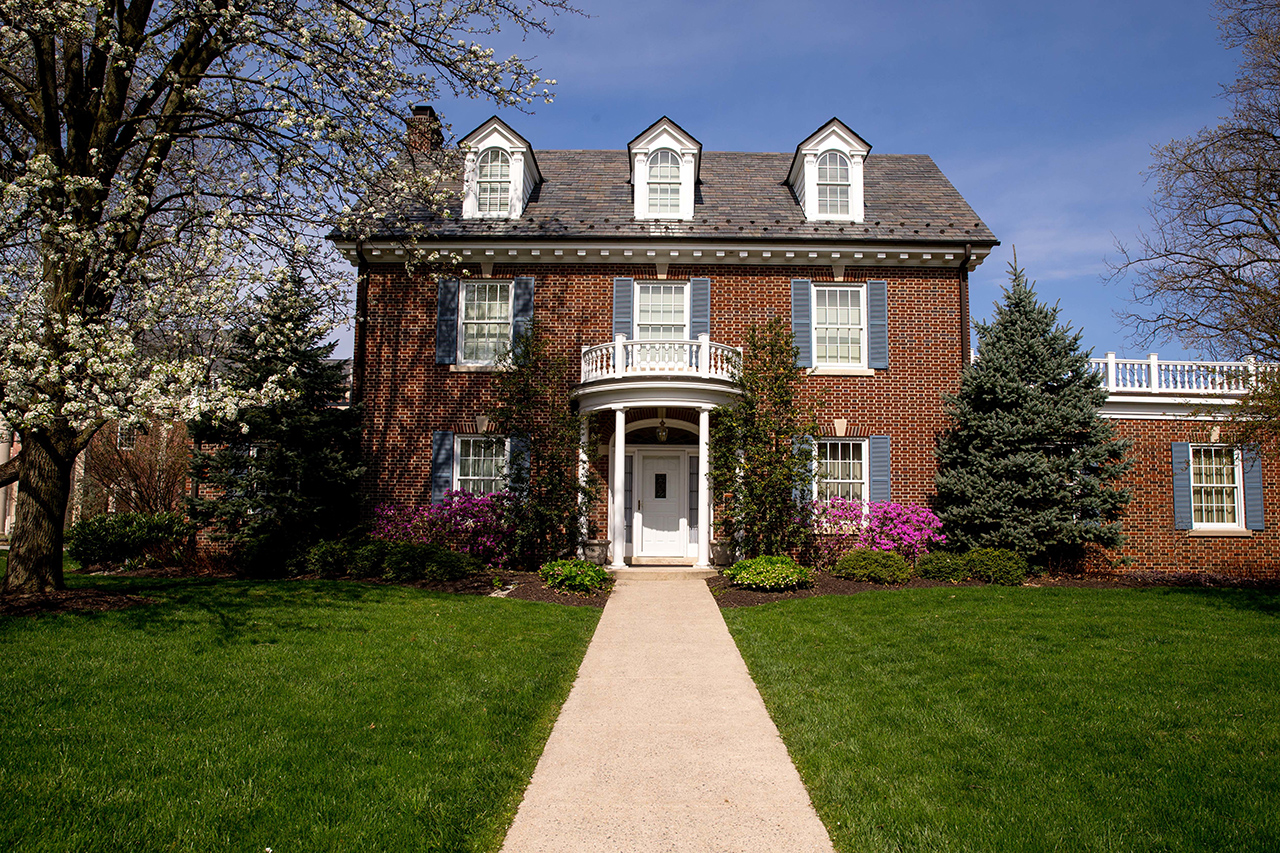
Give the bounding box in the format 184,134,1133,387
356,262,968,514
1105,419,1279,579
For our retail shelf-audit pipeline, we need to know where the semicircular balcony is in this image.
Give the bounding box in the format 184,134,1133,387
573,334,742,412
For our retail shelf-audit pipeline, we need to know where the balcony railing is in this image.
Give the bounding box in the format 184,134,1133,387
581,335,741,383
1089,352,1278,395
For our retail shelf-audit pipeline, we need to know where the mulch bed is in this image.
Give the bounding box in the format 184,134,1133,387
707,568,1280,607
0,589,155,618
6,564,1273,618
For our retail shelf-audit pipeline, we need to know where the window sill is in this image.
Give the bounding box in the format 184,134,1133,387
808,367,877,377
450,363,508,373
1187,528,1253,538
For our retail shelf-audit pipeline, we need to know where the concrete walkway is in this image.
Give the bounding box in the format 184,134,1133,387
500,578,836,853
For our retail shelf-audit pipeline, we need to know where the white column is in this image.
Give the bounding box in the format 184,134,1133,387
696,407,711,569
0,430,11,536
612,407,628,569
461,151,478,218
1148,352,1161,393
578,418,590,553
1105,351,1116,392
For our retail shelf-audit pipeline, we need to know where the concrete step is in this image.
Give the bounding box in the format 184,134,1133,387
609,566,718,581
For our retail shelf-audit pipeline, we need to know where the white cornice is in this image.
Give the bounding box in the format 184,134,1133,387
1100,395,1240,420
335,239,993,272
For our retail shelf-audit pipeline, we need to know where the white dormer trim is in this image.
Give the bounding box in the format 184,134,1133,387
628,117,701,221
459,117,542,219
788,118,871,223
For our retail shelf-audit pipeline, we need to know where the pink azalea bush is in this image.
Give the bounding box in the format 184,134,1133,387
812,497,946,567
372,491,517,571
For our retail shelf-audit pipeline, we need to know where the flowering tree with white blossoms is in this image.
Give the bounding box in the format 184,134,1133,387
0,0,572,592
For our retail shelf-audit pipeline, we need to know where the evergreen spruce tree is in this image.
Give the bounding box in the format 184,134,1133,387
935,261,1131,566
188,277,363,573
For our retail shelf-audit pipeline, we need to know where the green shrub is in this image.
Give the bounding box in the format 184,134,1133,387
381,541,480,582
831,548,913,584
350,539,390,579
917,551,969,582
722,555,812,591
963,547,1029,586
65,512,195,567
303,539,351,577
539,558,611,593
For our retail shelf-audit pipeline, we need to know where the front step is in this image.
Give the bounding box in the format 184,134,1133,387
609,566,718,581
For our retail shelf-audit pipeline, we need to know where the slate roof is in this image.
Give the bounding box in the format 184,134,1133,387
362,149,997,246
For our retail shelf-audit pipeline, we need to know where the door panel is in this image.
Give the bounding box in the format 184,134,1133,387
639,454,683,557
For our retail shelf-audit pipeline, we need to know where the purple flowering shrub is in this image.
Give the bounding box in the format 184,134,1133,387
812,497,946,567
372,491,517,571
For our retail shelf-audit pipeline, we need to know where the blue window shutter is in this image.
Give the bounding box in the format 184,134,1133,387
432,431,454,504
690,278,711,338
513,277,535,339
869,435,891,502
509,434,530,488
1243,446,1265,531
792,436,815,506
1171,442,1192,529
436,278,459,364
791,279,812,368
868,280,888,370
613,278,634,340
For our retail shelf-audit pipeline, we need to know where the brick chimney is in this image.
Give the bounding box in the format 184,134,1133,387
406,105,444,152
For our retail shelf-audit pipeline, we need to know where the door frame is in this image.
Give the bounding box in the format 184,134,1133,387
634,449,688,559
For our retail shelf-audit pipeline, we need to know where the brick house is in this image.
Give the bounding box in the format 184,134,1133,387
332,111,1277,578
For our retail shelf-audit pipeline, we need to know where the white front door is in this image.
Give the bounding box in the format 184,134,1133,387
637,453,684,558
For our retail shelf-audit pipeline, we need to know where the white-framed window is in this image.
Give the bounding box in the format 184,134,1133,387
813,285,865,366
636,281,689,339
1190,445,1244,528
476,148,511,215
117,422,139,450
815,439,867,501
647,149,681,216
455,435,508,495
459,280,513,364
816,151,850,216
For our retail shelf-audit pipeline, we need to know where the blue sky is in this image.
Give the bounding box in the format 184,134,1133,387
347,0,1243,360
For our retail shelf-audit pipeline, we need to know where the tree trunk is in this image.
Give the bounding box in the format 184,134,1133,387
3,431,76,594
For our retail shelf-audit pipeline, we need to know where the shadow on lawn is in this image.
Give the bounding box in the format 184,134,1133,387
1147,585,1280,618
0,576,405,644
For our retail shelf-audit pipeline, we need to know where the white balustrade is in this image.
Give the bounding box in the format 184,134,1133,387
580,336,741,383
1090,352,1275,396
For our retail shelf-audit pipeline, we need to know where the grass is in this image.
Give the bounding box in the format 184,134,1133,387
724,586,1280,853
0,574,600,852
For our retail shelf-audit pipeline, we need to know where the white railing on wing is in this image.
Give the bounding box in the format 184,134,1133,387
580,335,741,383
1089,352,1278,395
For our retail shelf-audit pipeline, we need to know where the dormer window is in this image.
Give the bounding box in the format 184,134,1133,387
459,116,542,220
648,150,681,215
629,117,701,221
816,152,850,216
788,118,870,223
477,149,511,214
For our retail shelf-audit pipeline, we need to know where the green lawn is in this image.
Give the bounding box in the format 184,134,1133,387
0,575,600,852
724,586,1280,853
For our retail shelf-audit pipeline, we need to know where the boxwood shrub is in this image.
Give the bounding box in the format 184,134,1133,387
721,555,811,591
302,537,480,582
963,547,1029,586
65,511,195,567
831,548,913,584
540,558,611,593
917,551,969,582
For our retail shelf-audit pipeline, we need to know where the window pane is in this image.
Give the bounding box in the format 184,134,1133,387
814,287,863,365
1191,446,1239,526
461,281,511,362
817,440,865,501
477,149,511,213
457,437,506,495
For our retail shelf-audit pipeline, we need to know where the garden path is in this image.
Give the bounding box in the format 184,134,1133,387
499,577,835,853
